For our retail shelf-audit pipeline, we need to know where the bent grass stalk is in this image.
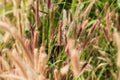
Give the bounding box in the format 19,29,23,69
0,21,34,67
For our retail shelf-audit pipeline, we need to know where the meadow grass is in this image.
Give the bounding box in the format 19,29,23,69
0,0,120,80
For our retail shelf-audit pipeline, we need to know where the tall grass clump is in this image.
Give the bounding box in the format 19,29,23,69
0,0,120,80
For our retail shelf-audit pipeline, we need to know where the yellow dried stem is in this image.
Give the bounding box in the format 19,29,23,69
17,9,22,37
94,63,106,72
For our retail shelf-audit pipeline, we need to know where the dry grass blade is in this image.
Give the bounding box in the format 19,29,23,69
94,63,107,72
0,21,33,67
17,9,22,37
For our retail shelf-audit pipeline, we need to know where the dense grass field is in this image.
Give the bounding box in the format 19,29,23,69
0,0,120,80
